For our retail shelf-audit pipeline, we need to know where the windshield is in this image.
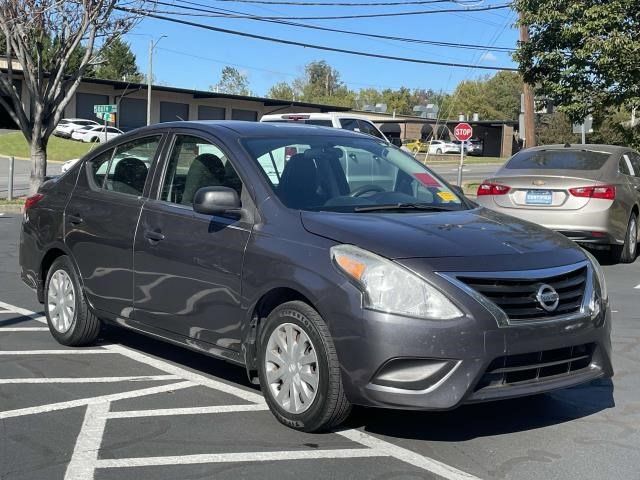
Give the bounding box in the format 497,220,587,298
505,149,611,170
242,135,466,212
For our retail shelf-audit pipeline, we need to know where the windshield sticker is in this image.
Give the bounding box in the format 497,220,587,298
437,191,456,202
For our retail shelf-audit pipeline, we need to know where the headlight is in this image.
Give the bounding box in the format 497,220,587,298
330,244,463,320
583,249,608,301
582,249,607,320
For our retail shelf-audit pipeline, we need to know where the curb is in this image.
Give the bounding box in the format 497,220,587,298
0,205,23,214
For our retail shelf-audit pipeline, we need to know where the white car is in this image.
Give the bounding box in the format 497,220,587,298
60,158,81,173
428,139,461,155
53,118,100,138
260,112,389,142
72,125,123,143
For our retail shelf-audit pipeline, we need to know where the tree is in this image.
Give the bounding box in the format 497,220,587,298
267,82,296,101
211,66,251,96
93,37,142,82
445,72,523,120
0,1,143,193
514,0,640,123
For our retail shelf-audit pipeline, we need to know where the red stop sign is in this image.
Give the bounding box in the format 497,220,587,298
454,122,473,142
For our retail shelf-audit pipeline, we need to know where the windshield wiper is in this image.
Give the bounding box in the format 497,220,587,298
353,203,459,213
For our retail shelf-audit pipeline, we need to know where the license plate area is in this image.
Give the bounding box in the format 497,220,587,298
525,190,553,205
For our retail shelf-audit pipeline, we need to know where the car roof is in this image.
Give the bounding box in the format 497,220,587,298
131,120,375,139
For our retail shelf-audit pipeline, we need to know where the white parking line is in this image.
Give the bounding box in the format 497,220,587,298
65,402,110,480
634,284,640,289
338,429,481,480
0,380,195,420
104,344,266,404
0,327,49,331
0,375,181,384
1,299,483,480
95,448,386,468
107,403,269,419
0,349,113,355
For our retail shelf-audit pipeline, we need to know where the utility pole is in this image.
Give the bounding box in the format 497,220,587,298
519,13,536,147
147,36,167,126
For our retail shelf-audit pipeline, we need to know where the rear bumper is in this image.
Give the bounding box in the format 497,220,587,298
476,200,625,244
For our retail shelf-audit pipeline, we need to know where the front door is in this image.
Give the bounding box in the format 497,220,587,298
64,134,164,316
133,133,252,353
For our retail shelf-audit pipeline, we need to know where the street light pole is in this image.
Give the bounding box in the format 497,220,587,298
147,36,167,126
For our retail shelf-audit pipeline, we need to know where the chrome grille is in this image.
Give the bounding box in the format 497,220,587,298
474,343,594,391
458,266,587,321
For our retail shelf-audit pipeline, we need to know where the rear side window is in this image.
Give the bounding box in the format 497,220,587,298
103,136,161,196
88,149,115,188
505,150,610,170
357,120,384,139
339,118,360,132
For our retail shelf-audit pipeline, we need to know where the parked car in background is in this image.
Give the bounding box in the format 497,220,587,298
260,112,388,141
402,138,427,153
54,118,99,139
453,139,484,156
72,125,123,143
476,144,640,263
428,139,461,155
20,121,612,433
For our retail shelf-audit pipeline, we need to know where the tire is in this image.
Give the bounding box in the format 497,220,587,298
90,137,100,143
436,148,443,154
44,256,101,346
611,212,638,264
258,301,351,432
412,147,418,154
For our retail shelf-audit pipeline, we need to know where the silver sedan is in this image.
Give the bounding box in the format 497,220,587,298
476,144,640,263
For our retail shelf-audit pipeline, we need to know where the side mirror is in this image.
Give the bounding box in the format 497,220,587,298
390,137,403,148
193,186,241,215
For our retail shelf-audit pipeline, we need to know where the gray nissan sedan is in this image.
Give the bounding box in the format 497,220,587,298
19,122,613,432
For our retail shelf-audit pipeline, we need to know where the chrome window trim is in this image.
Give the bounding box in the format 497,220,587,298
437,261,593,328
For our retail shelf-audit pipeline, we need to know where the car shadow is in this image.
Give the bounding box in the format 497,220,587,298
101,325,260,392
343,378,615,442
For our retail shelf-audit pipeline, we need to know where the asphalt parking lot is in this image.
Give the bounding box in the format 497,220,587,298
1,213,639,480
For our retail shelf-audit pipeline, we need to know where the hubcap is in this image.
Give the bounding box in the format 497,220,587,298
47,270,75,333
629,217,637,257
265,322,319,414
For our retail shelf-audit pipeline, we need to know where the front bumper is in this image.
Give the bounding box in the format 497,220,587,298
331,267,613,410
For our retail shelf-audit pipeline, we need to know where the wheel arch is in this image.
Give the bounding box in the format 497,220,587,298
38,244,83,303
242,286,320,385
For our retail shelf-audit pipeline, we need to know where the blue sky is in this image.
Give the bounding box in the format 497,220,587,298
124,1,518,97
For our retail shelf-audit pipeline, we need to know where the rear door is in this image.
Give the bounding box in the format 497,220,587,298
133,131,252,352
64,134,165,317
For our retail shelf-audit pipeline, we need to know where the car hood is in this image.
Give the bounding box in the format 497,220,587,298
301,207,585,263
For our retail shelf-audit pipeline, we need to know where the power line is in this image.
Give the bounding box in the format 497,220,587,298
162,0,515,52
150,2,512,20
118,7,518,71
187,0,478,6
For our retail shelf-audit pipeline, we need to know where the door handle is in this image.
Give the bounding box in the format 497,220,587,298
144,230,165,242
67,214,83,225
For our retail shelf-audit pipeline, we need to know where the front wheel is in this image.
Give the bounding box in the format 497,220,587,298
436,148,443,155
611,212,638,264
44,256,101,346
258,301,351,432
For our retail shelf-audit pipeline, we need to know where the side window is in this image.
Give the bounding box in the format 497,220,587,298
630,153,640,177
622,154,635,176
87,149,115,188
103,135,161,196
160,135,243,207
339,118,360,132
357,120,384,139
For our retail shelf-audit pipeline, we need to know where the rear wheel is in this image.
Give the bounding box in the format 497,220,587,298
611,212,638,264
258,301,351,432
44,256,101,346
436,148,443,155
